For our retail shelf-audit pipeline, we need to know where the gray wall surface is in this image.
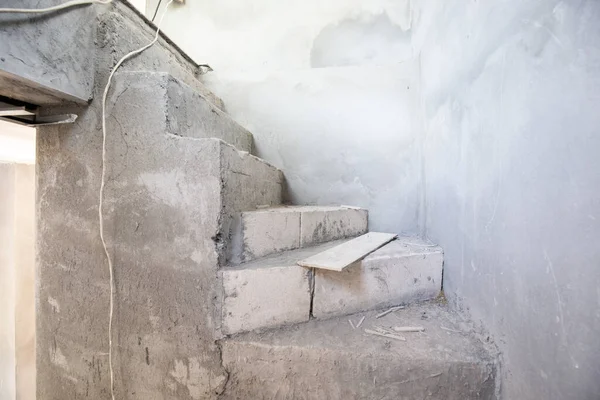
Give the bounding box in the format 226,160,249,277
415,0,600,399
152,0,422,234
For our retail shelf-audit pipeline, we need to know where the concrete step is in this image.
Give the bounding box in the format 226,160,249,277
313,237,443,319
220,302,499,400
219,237,443,335
227,205,368,264
108,71,253,152
219,240,343,335
219,142,284,214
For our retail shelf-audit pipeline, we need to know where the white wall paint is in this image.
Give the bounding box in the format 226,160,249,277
127,0,146,14
0,163,36,400
0,121,36,400
0,165,17,400
0,121,35,165
14,164,35,400
156,0,421,233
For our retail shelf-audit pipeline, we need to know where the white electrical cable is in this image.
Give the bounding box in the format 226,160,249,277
0,0,112,14
99,1,173,399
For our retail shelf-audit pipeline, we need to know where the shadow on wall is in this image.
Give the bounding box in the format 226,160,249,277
310,12,412,68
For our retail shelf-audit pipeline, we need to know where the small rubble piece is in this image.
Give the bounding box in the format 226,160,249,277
356,316,366,328
392,326,425,332
375,306,405,319
440,325,461,333
364,328,406,341
349,319,356,329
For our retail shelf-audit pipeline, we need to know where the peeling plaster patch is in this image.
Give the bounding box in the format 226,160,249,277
138,171,183,208
149,315,160,329
170,358,228,399
137,170,204,209
310,12,411,68
48,296,60,313
50,347,68,370
190,249,206,264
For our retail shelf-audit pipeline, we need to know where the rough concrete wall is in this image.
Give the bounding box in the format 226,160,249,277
36,103,227,399
0,0,221,107
34,4,232,399
414,1,600,399
0,164,17,400
151,0,422,233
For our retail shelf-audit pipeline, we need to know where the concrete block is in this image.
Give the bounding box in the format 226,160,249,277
221,264,311,335
221,302,498,400
109,72,253,152
229,206,368,264
300,206,368,246
219,143,283,213
239,210,300,261
313,238,443,319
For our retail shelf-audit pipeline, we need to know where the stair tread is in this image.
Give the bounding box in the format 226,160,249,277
225,236,441,271
243,204,367,213
221,302,498,399
225,239,347,270
224,301,494,364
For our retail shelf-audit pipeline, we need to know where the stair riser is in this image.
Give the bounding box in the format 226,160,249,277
228,207,367,264
313,248,443,319
220,266,311,335
219,144,284,214
221,342,497,400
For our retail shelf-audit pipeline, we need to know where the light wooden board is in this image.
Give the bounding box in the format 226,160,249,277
297,232,397,271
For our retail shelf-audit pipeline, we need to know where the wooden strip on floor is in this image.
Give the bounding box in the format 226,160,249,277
297,232,397,271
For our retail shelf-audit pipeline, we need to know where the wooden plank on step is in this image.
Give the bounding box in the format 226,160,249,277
297,232,397,272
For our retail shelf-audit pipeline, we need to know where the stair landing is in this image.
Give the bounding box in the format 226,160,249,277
220,301,499,400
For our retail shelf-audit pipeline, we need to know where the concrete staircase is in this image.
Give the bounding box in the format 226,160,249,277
34,18,499,392
141,71,500,397
12,1,496,396
132,68,498,398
